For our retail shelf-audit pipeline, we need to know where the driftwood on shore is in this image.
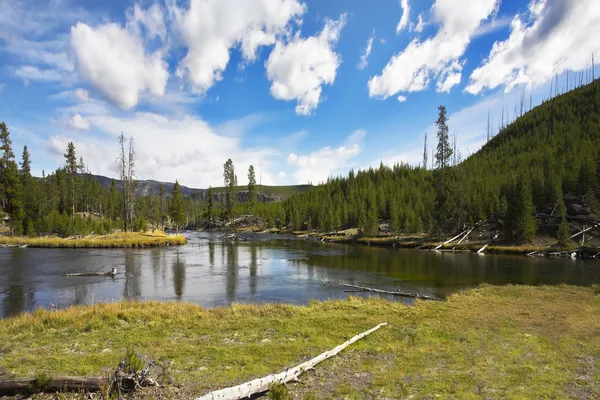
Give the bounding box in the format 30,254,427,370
65,267,118,277
0,376,106,396
223,233,248,241
195,322,387,400
323,280,440,301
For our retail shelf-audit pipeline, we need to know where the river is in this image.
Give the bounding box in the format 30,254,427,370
1,231,598,318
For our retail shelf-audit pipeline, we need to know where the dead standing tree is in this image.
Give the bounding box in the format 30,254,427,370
117,133,135,233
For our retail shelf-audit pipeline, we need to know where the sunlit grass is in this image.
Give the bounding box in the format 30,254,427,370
0,285,598,398
0,231,187,248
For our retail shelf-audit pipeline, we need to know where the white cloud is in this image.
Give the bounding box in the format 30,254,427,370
357,30,375,70
45,111,280,188
369,0,499,100
278,171,286,177
129,3,166,40
286,129,365,184
266,14,346,115
171,0,306,93
466,0,600,95
414,14,425,33
396,0,410,33
70,16,169,110
397,95,407,102
67,114,90,131
75,88,89,102
15,65,63,82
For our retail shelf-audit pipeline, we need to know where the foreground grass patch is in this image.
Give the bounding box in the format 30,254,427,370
0,286,598,398
0,231,187,248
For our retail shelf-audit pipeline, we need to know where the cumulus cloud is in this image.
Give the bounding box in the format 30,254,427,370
171,0,306,93
466,0,600,95
414,14,425,33
15,65,63,82
70,19,169,110
369,0,499,100
396,0,410,33
397,95,407,102
67,114,90,131
357,31,375,70
266,14,346,115
286,129,365,184
129,3,166,40
75,88,89,102
45,110,280,188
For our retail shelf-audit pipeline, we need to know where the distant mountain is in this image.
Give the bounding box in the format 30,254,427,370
81,173,310,202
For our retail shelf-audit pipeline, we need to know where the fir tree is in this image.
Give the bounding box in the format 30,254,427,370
223,159,237,219
0,123,24,235
556,193,571,247
20,146,35,235
505,173,537,243
248,165,257,209
206,186,214,223
64,141,77,219
170,180,185,234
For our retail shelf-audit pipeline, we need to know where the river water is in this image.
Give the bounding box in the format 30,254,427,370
1,231,599,318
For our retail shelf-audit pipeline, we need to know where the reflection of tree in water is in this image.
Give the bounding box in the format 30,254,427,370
2,250,35,317
2,285,24,318
74,285,89,305
172,250,185,300
249,245,258,296
123,251,142,299
226,242,238,303
151,248,161,291
208,242,215,269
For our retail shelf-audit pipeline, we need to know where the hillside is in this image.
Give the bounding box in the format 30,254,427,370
80,173,310,202
275,80,600,242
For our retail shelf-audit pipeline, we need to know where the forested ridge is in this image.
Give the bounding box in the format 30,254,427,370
0,80,598,242
277,80,600,243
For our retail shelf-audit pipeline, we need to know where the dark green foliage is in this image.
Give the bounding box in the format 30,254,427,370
0,123,24,235
248,165,257,208
556,195,571,247
170,180,186,234
268,383,292,400
206,186,214,222
269,81,600,240
223,159,237,219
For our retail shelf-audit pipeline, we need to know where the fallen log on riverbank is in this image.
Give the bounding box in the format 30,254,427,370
323,280,441,301
66,267,118,277
0,376,106,396
195,322,387,400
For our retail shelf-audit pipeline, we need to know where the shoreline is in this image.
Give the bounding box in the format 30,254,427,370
229,227,599,258
0,285,598,399
0,231,187,248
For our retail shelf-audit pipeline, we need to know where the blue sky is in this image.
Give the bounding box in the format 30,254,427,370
0,0,598,187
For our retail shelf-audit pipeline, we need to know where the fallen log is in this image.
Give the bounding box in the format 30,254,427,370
0,376,106,396
195,323,387,400
434,230,467,250
452,226,476,249
323,281,440,301
66,267,118,277
477,244,488,254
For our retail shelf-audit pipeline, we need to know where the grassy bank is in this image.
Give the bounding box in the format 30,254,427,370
0,285,598,398
0,231,187,248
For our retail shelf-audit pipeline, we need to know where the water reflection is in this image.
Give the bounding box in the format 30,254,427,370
0,231,599,318
172,250,185,299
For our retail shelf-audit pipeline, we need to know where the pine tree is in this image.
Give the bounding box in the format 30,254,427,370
20,146,35,235
0,123,24,235
206,186,214,223
248,165,257,209
506,173,537,243
159,184,165,229
556,193,571,247
64,142,77,220
435,106,453,170
170,180,185,234
223,159,237,219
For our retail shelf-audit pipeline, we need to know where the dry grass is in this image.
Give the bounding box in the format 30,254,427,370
0,285,598,399
0,231,187,248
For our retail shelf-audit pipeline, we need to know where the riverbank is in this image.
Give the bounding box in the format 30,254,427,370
0,231,187,248
0,285,598,399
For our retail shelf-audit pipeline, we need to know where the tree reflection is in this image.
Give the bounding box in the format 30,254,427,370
172,250,186,299
226,242,238,303
249,245,258,296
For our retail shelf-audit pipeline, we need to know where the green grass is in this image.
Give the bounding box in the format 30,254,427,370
0,231,187,248
0,285,598,399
